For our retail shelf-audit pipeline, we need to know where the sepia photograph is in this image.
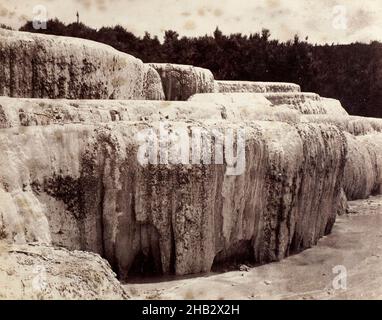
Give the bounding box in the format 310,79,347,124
0,0,381,309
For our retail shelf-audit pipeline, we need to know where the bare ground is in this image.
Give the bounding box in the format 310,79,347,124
125,195,382,300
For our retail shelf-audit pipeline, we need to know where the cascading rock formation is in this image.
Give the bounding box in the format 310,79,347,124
0,29,381,298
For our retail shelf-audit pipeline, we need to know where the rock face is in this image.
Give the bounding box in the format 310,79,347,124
215,81,301,93
299,113,382,201
189,92,272,105
320,98,349,116
0,108,347,277
142,65,165,100
0,242,128,299
301,115,382,136
189,92,349,116
0,96,300,128
149,63,215,100
0,30,380,285
265,93,349,116
0,29,164,100
263,93,328,114
343,133,382,200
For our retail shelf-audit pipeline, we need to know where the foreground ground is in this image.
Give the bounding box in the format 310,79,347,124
126,195,382,300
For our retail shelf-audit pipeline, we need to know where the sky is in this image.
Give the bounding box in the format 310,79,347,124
1,0,382,44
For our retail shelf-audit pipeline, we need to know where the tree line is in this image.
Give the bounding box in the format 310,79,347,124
14,19,382,117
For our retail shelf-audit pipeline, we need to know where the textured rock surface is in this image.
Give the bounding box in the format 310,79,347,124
264,93,329,114
344,133,382,200
0,29,164,100
321,98,349,116
189,92,271,105
149,63,215,100
0,29,379,283
0,96,300,127
0,242,128,299
142,64,165,100
216,81,301,93
301,115,382,136
0,118,347,277
189,92,348,116
187,93,300,123
127,196,382,300
300,115,382,200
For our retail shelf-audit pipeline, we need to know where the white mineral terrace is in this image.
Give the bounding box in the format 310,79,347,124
0,28,381,299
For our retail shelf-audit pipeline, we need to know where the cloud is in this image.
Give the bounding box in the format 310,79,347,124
183,20,196,30
0,3,15,17
348,8,377,33
77,0,92,10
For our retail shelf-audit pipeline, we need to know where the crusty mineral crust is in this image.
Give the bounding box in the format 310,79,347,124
301,115,382,136
0,29,380,282
0,96,300,127
215,80,301,93
0,29,164,100
320,98,349,116
344,133,382,200
143,64,165,100
149,63,215,100
264,92,327,114
0,119,347,277
189,92,349,116
0,242,128,299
